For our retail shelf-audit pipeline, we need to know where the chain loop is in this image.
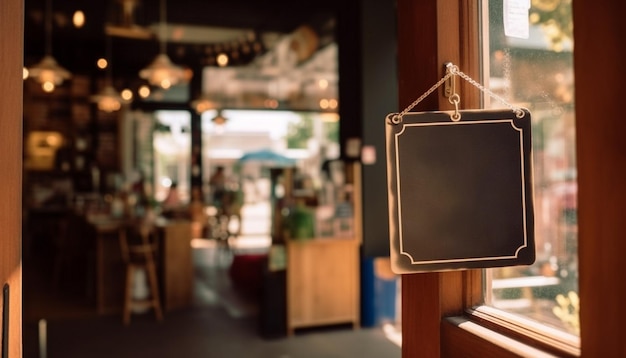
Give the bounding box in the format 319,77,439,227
449,94,461,121
449,65,526,118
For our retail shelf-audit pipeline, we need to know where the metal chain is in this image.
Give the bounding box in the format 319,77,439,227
391,63,525,124
390,71,455,124
449,65,526,118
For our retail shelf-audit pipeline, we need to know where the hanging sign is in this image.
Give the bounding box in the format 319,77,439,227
386,108,535,273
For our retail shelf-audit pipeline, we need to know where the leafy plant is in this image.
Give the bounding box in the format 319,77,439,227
552,290,580,335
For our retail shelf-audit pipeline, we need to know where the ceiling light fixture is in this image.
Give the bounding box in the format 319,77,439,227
211,109,228,125
92,85,124,112
216,53,229,67
91,35,128,112
191,66,227,115
191,94,219,114
119,0,140,27
138,85,151,98
121,88,133,101
28,0,71,93
72,10,85,28
139,0,188,89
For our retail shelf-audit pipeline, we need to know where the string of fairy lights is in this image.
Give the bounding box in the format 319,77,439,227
25,1,338,115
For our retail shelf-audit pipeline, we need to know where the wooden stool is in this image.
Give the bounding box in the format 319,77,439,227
119,223,163,325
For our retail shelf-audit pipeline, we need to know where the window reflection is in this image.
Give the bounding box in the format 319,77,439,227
200,109,340,201
484,0,578,335
153,110,192,203
149,109,340,228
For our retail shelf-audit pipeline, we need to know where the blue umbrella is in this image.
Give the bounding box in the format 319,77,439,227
237,148,296,167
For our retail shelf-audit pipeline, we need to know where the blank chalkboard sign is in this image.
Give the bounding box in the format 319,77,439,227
386,109,535,273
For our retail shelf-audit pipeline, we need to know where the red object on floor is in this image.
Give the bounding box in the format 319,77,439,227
229,254,267,295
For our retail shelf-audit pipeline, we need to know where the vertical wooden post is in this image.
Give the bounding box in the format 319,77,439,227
573,2,626,356
0,0,24,356
396,1,479,356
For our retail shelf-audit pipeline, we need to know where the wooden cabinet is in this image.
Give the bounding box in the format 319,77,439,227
286,238,360,334
284,162,363,334
158,220,193,311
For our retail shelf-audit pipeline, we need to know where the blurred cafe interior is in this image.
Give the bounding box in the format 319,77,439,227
21,0,401,351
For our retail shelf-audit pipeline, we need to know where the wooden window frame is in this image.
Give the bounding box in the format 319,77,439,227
397,0,625,357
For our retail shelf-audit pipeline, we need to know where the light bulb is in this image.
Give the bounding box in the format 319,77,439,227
42,81,55,93
73,10,85,28
217,53,229,67
97,58,108,69
121,89,133,101
138,85,151,98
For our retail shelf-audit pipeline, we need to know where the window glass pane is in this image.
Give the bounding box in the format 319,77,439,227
200,109,340,192
137,79,191,103
483,0,578,336
153,110,192,203
198,109,340,244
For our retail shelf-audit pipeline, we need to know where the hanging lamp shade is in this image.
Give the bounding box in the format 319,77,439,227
28,0,71,92
91,84,128,113
211,109,228,125
91,33,128,112
28,55,72,92
139,0,190,89
139,53,187,89
190,94,219,114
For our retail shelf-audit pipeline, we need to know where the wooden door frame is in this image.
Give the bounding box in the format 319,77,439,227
0,0,24,356
398,0,625,357
396,1,481,356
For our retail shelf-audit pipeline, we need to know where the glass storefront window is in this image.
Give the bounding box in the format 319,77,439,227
482,0,578,336
200,109,340,183
153,110,192,202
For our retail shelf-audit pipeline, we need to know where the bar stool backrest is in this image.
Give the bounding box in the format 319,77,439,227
119,222,157,264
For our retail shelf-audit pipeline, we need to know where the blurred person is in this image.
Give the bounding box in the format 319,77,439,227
162,182,182,210
209,166,226,208
188,187,207,238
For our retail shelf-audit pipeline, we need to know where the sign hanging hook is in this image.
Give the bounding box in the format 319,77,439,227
444,63,461,121
444,62,455,98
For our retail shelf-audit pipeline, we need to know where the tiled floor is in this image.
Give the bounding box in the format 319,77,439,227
22,201,402,357
23,309,400,358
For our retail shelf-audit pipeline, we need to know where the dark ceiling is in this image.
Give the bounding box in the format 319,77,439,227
24,0,338,80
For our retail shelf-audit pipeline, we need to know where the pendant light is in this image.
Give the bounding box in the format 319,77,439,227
191,94,219,114
91,35,128,112
92,85,124,112
28,0,71,93
210,109,228,125
191,66,227,119
139,0,188,89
